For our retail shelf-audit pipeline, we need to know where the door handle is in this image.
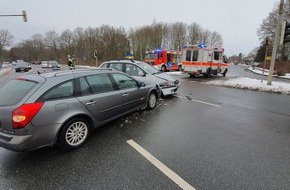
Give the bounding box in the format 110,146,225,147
86,100,96,105
122,93,129,97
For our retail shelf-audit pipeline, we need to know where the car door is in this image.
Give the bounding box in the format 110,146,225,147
110,73,147,113
76,74,123,122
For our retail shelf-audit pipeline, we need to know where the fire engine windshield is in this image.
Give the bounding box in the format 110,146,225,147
145,53,156,59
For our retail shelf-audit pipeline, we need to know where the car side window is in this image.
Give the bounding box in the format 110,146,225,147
110,73,138,90
79,77,93,96
101,63,109,68
42,80,74,100
110,63,123,72
125,64,143,76
85,74,115,94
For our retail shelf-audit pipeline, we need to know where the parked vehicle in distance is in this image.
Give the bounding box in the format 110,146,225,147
144,48,182,72
41,61,48,68
15,62,32,72
32,60,41,65
0,69,160,152
41,60,60,69
100,60,179,96
12,60,26,66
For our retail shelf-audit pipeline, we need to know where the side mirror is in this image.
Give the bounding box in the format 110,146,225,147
138,81,146,88
223,55,228,63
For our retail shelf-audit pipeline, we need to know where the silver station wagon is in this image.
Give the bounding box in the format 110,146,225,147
0,69,160,152
100,60,179,96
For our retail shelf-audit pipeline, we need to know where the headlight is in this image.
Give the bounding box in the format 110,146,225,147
159,81,177,87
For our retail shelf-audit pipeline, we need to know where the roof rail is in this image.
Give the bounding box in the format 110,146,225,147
33,68,115,77
106,59,136,63
30,70,47,75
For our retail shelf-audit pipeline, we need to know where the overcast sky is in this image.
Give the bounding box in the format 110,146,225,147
1,0,277,56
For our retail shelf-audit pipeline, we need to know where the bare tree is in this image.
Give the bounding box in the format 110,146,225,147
128,26,151,60
44,30,60,59
151,20,167,48
187,22,203,45
0,29,14,60
200,29,212,45
15,40,35,61
169,22,187,50
257,0,290,60
72,27,85,62
257,6,279,41
97,25,128,61
84,27,99,62
7,20,226,63
257,0,290,41
31,34,45,61
59,29,75,59
208,31,223,47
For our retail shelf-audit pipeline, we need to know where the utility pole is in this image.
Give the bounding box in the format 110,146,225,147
267,0,284,85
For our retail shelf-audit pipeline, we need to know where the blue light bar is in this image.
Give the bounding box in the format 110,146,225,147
198,44,207,48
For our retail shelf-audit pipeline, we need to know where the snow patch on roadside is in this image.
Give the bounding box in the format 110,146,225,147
205,77,290,95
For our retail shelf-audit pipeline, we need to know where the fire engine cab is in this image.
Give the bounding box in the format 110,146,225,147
182,45,228,77
144,48,182,72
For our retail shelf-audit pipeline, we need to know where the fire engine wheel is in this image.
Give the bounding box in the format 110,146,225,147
161,65,166,72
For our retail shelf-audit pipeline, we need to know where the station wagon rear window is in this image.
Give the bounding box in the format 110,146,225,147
0,79,37,106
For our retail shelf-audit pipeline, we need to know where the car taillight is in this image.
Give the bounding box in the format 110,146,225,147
12,102,44,129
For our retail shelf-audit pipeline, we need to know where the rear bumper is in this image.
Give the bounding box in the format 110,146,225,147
0,124,60,152
0,132,33,152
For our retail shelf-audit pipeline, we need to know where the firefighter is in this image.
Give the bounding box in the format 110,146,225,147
67,55,76,70
72,58,76,69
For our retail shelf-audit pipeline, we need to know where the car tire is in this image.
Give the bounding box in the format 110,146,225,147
58,117,91,150
146,91,157,110
178,65,182,71
161,65,166,72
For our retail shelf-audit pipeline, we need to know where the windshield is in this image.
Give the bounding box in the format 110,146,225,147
0,79,37,106
136,61,160,75
145,53,156,59
16,62,28,66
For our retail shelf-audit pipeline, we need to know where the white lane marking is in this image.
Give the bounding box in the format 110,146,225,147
174,95,220,107
127,139,196,190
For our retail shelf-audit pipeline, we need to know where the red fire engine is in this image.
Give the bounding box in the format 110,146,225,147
144,48,182,72
182,45,228,77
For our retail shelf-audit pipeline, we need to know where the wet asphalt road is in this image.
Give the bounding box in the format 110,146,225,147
0,65,290,190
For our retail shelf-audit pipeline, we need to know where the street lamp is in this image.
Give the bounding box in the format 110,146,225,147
0,10,28,22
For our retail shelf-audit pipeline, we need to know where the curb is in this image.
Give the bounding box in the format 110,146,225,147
242,65,290,81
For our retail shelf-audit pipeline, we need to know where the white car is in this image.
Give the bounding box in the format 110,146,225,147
41,60,60,69
100,60,179,96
